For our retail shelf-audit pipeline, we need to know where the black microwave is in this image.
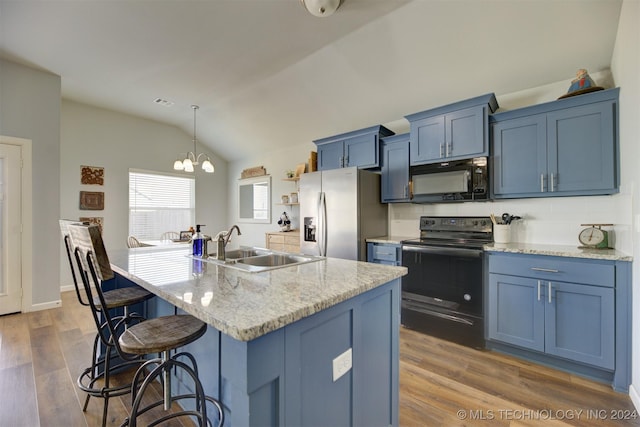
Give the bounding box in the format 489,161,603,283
409,157,489,203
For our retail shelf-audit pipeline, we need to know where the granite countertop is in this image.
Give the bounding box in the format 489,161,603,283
366,236,632,261
109,246,407,342
366,235,418,245
484,242,632,262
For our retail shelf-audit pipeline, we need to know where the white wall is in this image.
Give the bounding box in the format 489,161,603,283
0,59,61,308
611,0,640,407
226,143,315,250
60,100,228,288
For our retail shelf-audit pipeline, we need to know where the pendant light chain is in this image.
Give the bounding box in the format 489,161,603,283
192,104,198,154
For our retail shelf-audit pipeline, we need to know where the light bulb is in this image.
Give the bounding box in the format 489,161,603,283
202,159,214,173
183,158,194,172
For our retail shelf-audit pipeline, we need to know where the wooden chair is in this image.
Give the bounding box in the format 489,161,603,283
127,235,144,248
68,224,224,427
160,231,180,241
59,220,154,427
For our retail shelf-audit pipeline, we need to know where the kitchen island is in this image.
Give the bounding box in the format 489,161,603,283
108,245,407,427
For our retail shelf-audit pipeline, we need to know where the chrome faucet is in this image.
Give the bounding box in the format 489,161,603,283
216,225,242,261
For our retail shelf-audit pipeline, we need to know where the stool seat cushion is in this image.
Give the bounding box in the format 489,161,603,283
119,315,207,354
96,287,154,310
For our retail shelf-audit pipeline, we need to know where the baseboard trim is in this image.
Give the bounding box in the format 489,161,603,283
60,284,76,293
29,299,62,312
630,384,640,411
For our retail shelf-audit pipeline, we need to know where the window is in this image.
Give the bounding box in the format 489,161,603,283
129,170,195,240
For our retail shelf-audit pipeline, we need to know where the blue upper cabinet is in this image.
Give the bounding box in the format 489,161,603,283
314,125,395,171
405,93,498,165
492,114,547,196
548,101,616,193
492,88,619,199
380,133,410,203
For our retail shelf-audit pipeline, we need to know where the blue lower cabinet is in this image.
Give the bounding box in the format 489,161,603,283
367,242,401,266
488,274,614,369
488,274,545,352
487,252,628,391
545,282,614,369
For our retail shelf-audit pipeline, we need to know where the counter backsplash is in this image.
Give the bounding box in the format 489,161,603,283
388,193,633,255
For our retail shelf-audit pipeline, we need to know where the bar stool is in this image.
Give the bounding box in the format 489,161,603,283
60,220,155,427
68,223,224,427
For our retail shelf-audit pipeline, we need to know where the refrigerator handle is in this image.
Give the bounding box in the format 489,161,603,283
319,192,327,256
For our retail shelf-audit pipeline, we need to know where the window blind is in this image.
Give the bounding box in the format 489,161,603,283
129,170,195,240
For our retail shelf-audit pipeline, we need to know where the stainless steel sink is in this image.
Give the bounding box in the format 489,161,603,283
200,247,323,272
236,254,312,267
208,248,270,260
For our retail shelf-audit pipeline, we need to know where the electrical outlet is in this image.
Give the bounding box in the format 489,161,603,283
332,348,352,382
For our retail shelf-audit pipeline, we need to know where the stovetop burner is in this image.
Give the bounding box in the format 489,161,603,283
402,216,493,248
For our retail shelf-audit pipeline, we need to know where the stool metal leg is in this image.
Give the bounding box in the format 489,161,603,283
124,352,223,427
162,350,171,410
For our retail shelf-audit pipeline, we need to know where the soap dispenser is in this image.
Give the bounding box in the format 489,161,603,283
192,224,206,257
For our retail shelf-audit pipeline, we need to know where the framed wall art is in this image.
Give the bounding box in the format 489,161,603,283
79,191,104,210
79,216,104,233
81,165,104,185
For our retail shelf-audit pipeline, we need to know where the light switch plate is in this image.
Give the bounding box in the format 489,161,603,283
332,348,352,382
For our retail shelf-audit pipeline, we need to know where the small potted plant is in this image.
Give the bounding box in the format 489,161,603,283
285,169,295,179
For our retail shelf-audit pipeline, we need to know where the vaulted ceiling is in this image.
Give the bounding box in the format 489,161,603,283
0,0,622,162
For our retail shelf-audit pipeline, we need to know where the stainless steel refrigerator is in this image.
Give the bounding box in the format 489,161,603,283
299,167,388,261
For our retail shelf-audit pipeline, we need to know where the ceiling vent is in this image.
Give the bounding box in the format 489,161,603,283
154,98,174,107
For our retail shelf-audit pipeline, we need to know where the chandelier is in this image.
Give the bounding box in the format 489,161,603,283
173,105,214,173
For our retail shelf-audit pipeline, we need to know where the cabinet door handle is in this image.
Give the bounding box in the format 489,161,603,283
548,282,552,304
447,142,453,157
530,267,559,273
344,155,348,167
550,173,556,192
537,280,542,301
540,174,545,192
440,143,445,158
404,184,408,198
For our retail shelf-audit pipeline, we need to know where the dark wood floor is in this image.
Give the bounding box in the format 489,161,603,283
1,291,638,426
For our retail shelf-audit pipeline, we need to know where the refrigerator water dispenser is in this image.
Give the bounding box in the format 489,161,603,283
304,217,316,242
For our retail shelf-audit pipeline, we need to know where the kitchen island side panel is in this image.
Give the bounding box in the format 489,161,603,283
284,278,400,427
140,276,400,427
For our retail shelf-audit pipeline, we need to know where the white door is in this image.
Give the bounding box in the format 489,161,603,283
0,144,22,315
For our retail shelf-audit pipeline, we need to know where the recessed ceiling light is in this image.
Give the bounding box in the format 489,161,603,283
154,98,174,107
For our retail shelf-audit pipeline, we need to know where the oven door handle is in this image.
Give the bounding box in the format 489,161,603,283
402,300,474,326
402,244,483,258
